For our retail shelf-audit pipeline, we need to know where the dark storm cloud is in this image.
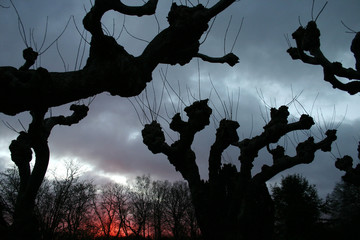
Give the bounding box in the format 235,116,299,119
1,0,360,196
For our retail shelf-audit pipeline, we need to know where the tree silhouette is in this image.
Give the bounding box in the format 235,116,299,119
8,104,88,239
142,100,336,240
271,174,322,240
92,182,129,238
326,180,360,240
287,14,360,186
0,0,239,116
0,1,240,239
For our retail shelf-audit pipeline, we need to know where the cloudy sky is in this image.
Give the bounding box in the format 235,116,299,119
0,0,359,197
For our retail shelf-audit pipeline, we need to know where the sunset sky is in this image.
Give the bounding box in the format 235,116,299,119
0,0,359,197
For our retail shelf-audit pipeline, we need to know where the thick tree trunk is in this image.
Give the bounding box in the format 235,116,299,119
6,106,88,240
189,177,273,240
11,142,49,240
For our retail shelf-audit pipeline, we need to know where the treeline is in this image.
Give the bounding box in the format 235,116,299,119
0,165,198,240
271,174,360,240
0,166,359,240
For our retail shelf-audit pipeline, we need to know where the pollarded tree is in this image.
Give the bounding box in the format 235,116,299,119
0,1,240,239
287,5,360,186
142,100,337,240
0,0,239,116
7,104,88,240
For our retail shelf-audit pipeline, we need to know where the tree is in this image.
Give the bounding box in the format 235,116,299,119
150,179,170,240
0,0,239,116
142,100,336,240
326,180,360,240
287,7,360,186
0,167,20,232
1,1,240,239
127,175,153,238
92,182,129,238
7,104,88,239
0,163,96,240
271,174,322,240
164,181,195,240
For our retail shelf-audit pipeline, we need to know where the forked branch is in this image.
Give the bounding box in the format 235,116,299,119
0,0,239,116
287,21,360,95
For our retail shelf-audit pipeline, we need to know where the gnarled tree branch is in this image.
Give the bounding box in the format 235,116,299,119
232,106,315,179
335,142,360,186
287,21,360,95
141,100,337,240
0,0,239,116
254,129,337,183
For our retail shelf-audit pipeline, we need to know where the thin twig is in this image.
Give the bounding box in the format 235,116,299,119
209,75,227,119
200,16,216,45
10,0,28,47
341,20,357,34
39,16,49,52
311,0,315,21
224,15,232,55
72,16,91,45
18,119,27,132
124,25,150,43
315,1,328,22
128,98,145,126
39,16,72,55
2,120,20,133
56,41,68,72
230,17,244,53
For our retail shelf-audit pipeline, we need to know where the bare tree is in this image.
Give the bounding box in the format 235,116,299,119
0,162,96,240
0,0,239,116
127,175,153,238
111,182,130,238
287,12,360,186
1,1,239,238
58,176,96,239
6,103,88,239
150,179,170,240
164,181,194,240
142,99,337,240
34,162,96,240
0,167,20,231
92,182,129,238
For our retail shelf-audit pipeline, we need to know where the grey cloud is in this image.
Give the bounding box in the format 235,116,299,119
1,0,360,197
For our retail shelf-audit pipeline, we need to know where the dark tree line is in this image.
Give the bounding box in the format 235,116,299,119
0,166,199,240
272,174,322,240
2,166,359,240
271,174,360,240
